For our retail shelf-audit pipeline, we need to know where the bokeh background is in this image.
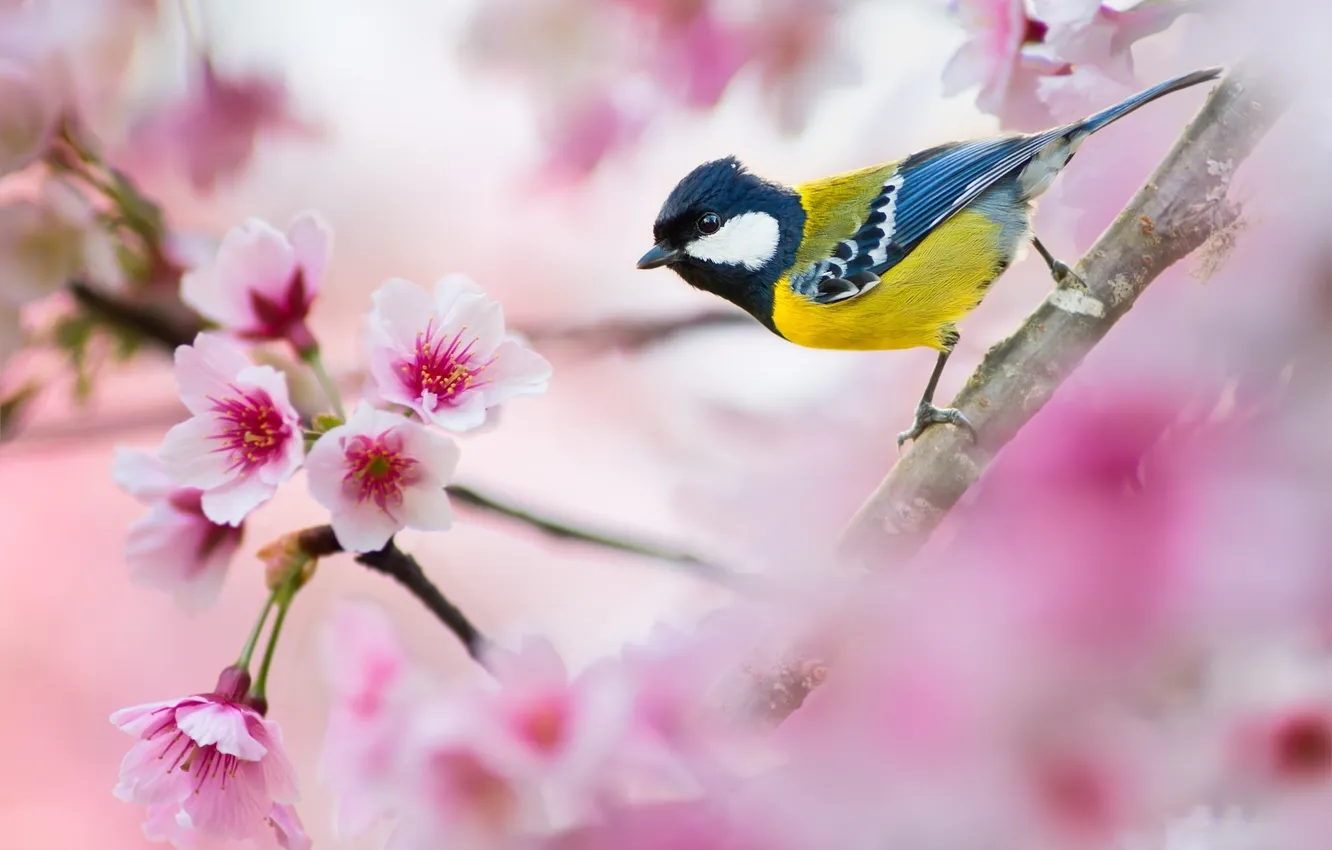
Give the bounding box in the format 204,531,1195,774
0,0,1285,847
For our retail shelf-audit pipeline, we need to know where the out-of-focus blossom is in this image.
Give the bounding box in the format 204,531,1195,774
944,0,1198,128
181,212,330,353
306,402,459,553
363,275,552,432
614,0,749,109
0,0,156,138
111,447,243,612
0,56,55,176
0,182,104,308
127,58,316,193
745,0,860,133
157,333,303,526
540,89,649,183
320,602,422,837
111,667,300,844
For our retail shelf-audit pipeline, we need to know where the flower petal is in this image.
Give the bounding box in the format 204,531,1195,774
179,757,271,841
398,484,453,534
175,700,268,760
330,503,402,554
200,472,278,526
111,446,178,502
173,333,250,413
286,211,331,298
369,278,436,353
114,739,191,807
158,416,231,491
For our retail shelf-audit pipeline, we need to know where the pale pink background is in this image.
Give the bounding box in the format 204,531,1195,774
0,1,1206,847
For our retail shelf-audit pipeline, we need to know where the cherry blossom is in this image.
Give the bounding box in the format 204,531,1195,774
111,667,300,844
306,401,459,553
180,212,330,353
363,275,551,432
157,333,303,526
111,447,243,612
0,182,106,308
126,57,316,193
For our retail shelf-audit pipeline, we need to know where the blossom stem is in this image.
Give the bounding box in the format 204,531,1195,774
302,348,346,421
236,592,277,671
250,575,299,703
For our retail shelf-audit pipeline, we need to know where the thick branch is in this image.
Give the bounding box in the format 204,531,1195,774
716,63,1290,727
68,280,201,349
298,526,490,663
841,63,1290,564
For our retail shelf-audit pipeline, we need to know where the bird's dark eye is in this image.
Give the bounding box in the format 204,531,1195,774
696,212,721,235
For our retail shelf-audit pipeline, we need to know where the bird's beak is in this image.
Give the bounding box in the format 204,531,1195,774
636,242,682,270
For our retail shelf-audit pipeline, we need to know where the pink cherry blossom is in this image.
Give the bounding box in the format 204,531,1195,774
363,275,552,432
305,402,459,553
319,601,423,836
157,333,303,526
180,212,330,353
126,57,317,193
111,667,300,844
111,447,243,612
942,0,1064,130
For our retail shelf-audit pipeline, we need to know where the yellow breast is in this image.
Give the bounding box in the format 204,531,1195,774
770,208,1010,352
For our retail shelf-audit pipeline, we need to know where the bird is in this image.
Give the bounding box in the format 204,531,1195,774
636,67,1223,447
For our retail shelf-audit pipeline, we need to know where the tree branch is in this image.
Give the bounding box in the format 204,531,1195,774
298,525,491,664
840,63,1290,565
718,63,1291,726
68,280,202,349
446,483,758,590
516,309,754,353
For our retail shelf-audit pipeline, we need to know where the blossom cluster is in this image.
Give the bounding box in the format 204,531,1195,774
107,208,551,846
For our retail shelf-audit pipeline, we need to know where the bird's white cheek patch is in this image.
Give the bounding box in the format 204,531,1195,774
684,211,780,270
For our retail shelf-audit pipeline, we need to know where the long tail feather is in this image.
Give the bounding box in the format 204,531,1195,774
1076,66,1223,137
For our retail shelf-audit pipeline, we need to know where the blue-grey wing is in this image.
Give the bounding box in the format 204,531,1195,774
877,130,1068,270
791,129,1067,301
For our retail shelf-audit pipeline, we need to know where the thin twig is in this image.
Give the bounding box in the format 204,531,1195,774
298,525,490,664
840,62,1291,565
518,309,755,353
446,483,757,590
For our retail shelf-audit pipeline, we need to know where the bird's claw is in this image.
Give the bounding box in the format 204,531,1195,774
896,402,976,449
1051,260,1085,289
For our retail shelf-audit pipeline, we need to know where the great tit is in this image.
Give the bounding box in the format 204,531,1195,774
637,67,1222,446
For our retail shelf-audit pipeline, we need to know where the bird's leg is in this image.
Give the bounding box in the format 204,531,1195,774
1031,234,1084,287
896,346,977,448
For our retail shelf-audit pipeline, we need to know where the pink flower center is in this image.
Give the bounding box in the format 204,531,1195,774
208,387,292,474
145,705,245,793
516,695,570,755
341,430,421,509
396,320,494,409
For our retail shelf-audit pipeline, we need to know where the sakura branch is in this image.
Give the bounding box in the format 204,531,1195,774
840,62,1292,565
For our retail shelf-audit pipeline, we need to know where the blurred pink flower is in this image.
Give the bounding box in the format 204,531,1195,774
320,601,422,836
111,667,300,844
363,275,551,432
0,56,55,177
111,447,243,612
943,0,1067,130
540,90,648,183
306,402,459,553
0,182,106,308
614,0,749,109
746,0,861,133
944,0,1197,128
127,57,315,193
180,212,330,354
157,333,303,526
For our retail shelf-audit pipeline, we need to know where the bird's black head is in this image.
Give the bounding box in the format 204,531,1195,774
636,156,805,329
